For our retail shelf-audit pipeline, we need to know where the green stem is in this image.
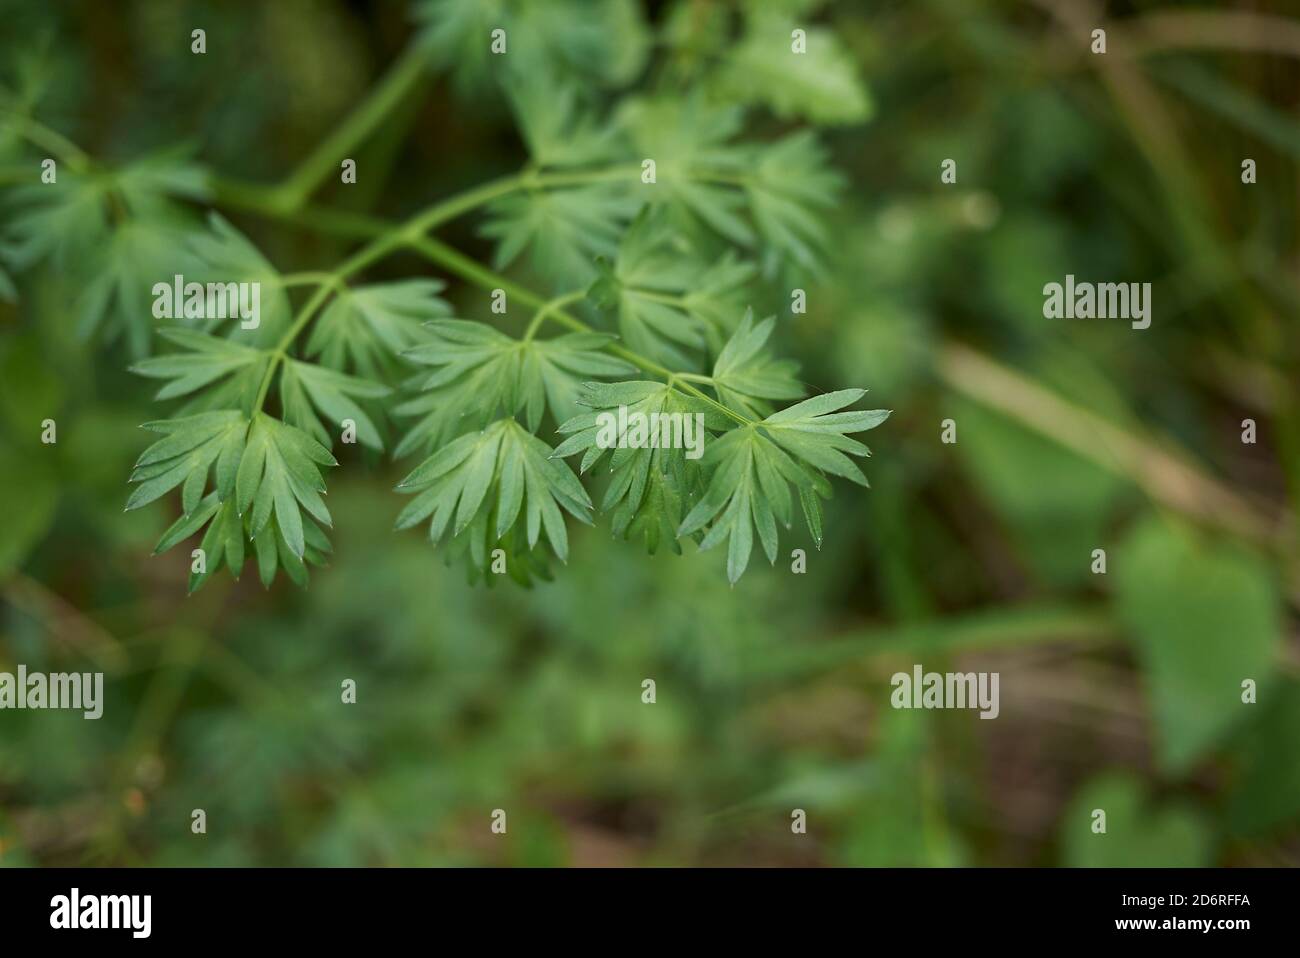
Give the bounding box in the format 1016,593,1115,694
279,271,338,289
0,164,34,185
524,164,644,188
216,172,755,425
524,290,586,341
247,168,548,414
252,231,405,411
1,112,92,172
271,44,429,212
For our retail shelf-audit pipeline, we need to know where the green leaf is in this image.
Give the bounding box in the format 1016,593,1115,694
0,261,16,302
672,389,885,581
617,93,754,247
1060,775,1211,867
396,418,592,563
185,213,292,346
480,184,637,290
234,412,337,559
417,0,648,95
127,410,248,515
397,320,634,455
1114,518,1282,774
3,151,209,357
761,388,888,486
1226,680,1300,837
281,359,390,451
710,309,805,417
952,395,1126,588
503,76,619,168
305,280,450,381
596,209,700,365
680,251,757,351
4,150,206,271
676,427,798,583
745,131,844,274
131,328,266,403
717,16,872,126
553,380,723,555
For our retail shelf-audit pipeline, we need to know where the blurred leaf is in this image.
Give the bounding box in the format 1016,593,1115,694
1061,775,1210,867
1114,518,1281,774
480,184,636,291
953,397,1124,588
718,15,871,126
1226,680,1300,838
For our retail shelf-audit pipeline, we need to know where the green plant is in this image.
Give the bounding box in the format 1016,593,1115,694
1,1,885,590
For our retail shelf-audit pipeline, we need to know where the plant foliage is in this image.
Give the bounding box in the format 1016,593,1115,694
0,0,885,590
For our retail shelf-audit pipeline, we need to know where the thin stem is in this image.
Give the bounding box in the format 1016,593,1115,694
0,164,34,185
524,290,585,341
271,44,429,212
247,166,552,414
0,111,92,172
215,171,756,425
279,271,339,289
524,164,644,188
252,231,405,411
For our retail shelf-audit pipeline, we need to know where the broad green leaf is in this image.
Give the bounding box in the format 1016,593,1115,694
1226,680,1300,837
952,396,1125,588
1114,518,1282,774
1060,775,1211,867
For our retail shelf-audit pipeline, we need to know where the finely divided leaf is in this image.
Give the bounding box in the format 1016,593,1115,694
305,280,450,380
396,418,592,563
710,310,805,417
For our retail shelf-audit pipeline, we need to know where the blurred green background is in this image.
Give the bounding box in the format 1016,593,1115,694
1,0,1297,866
